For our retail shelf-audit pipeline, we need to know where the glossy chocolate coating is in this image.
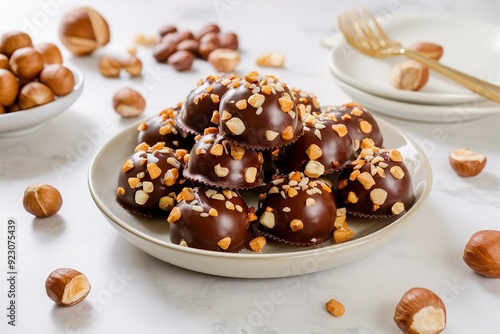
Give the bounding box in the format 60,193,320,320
137,106,195,150
322,103,383,150
116,145,187,216
336,148,415,217
218,73,303,150
169,187,250,252
256,173,337,245
177,74,240,135
291,88,321,119
275,113,355,175
183,130,265,189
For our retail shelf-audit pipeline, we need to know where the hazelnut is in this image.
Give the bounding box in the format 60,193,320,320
159,25,177,38
0,69,19,107
23,183,63,218
34,42,63,65
8,102,21,113
121,56,142,77
39,64,75,96
390,60,429,91
449,148,486,177
1,31,33,57
113,87,146,118
59,7,110,56
133,33,158,46
99,56,121,78
45,268,91,306
256,51,286,68
325,298,345,317
394,287,446,334
9,47,44,80
153,41,176,63
411,42,444,61
0,54,9,69
195,23,220,40
18,82,55,110
463,230,500,278
176,39,200,54
198,41,219,60
208,48,240,72
218,32,239,50
167,50,195,71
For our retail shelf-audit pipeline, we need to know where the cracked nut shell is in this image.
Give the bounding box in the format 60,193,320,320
45,268,91,306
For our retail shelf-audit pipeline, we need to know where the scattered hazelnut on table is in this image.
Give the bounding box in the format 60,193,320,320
9,47,44,80
112,87,146,118
23,183,63,218
34,42,63,65
153,41,177,63
394,287,446,334
99,56,122,78
121,56,142,77
59,7,110,56
463,230,500,278
390,60,429,91
18,82,55,110
167,50,195,71
218,32,239,50
411,42,444,61
134,33,158,47
1,31,33,57
0,69,19,107
449,148,486,177
256,51,286,68
39,64,75,96
45,268,91,306
325,298,346,317
208,48,240,72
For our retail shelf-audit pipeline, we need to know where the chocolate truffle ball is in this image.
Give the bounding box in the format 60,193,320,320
322,102,383,151
218,71,304,150
275,113,355,177
183,128,265,189
336,147,415,217
177,74,241,135
116,142,187,216
256,172,337,246
291,88,321,119
168,187,251,252
137,104,195,150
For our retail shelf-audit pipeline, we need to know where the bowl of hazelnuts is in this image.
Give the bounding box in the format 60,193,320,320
0,31,84,138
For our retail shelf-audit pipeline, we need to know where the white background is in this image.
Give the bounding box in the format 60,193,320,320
0,0,499,333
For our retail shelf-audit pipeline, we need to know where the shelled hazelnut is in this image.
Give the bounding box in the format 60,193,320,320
208,48,240,72
39,64,75,96
390,60,429,91
411,42,444,61
99,56,121,78
449,148,486,177
45,268,91,306
256,51,286,68
121,56,142,77
59,7,110,56
23,183,63,218
112,87,145,118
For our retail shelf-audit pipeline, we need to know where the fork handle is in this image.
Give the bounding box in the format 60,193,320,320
402,49,500,103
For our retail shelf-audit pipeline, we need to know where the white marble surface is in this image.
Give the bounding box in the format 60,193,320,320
1,0,499,333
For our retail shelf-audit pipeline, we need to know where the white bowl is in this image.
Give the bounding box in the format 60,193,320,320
0,67,84,138
328,15,499,105
88,117,432,278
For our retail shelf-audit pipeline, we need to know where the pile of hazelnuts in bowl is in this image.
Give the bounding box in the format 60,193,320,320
0,31,75,114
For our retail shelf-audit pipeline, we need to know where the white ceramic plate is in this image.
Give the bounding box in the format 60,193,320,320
328,15,500,105
333,75,500,123
0,68,84,138
88,118,432,278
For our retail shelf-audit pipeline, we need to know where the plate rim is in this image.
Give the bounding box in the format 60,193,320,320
328,14,499,105
88,117,433,267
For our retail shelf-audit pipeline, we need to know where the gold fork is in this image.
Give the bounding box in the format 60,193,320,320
336,9,500,103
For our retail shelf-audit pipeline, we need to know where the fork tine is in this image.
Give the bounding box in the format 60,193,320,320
362,9,398,49
351,9,381,51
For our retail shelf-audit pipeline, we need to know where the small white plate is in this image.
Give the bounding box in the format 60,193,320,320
0,68,84,138
333,75,500,123
88,118,432,278
328,15,500,105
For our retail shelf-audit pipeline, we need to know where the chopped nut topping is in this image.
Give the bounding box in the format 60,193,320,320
210,144,224,156
357,172,376,190
306,144,323,160
210,94,220,103
167,207,181,223
282,207,291,212
164,168,179,186
244,71,259,83
370,188,388,206
192,205,204,212
179,239,188,247
159,124,172,135
211,193,225,201
159,196,175,211
208,208,218,216
278,96,294,112
137,122,148,131
287,187,298,198
333,228,354,244
151,142,165,151
177,187,195,202
230,143,246,160
259,211,275,229
289,171,301,182
147,163,162,180
116,187,125,195
221,110,232,121
223,189,233,199
135,142,149,152
245,167,258,183
281,125,294,140
135,190,149,205
337,178,348,190
217,237,232,250
225,117,246,135
290,219,304,232
225,200,235,210
265,130,279,141
248,93,265,108
128,177,140,188
249,236,266,252
142,181,154,193
305,198,316,207
214,164,230,177
391,201,405,215
389,149,403,162
347,191,358,204
333,214,347,230
122,159,134,173
304,161,325,178
235,205,243,212
211,110,220,124
360,138,375,149
332,124,348,137
235,99,247,110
